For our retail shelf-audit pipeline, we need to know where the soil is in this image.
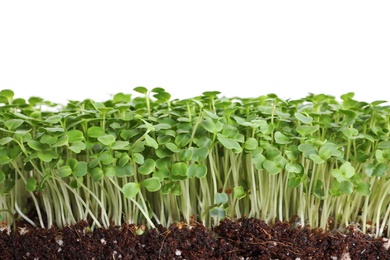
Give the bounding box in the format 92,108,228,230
1,217,389,259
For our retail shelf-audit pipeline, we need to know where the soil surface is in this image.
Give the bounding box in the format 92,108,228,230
1,217,389,259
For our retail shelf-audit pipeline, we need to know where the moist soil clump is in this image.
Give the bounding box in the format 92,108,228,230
1,217,389,259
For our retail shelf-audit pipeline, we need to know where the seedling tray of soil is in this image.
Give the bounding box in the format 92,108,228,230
1,218,389,259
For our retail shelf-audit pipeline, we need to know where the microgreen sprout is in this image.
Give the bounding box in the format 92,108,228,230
0,88,389,237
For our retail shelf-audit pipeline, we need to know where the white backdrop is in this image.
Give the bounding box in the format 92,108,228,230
1,1,389,105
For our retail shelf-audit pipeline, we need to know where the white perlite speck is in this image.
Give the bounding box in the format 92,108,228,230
101,238,107,245
56,239,64,246
0,226,11,235
175,249,182,256
19,227,28,235
383,238,390,250
340,252,351,260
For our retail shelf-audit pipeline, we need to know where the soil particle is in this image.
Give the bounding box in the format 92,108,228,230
0,217,389,259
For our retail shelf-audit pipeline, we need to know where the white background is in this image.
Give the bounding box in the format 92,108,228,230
1,1,389,105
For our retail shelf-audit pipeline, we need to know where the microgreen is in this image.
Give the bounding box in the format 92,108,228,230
0,88,389,237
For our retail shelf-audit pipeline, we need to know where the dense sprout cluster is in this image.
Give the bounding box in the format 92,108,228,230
0,88,389,237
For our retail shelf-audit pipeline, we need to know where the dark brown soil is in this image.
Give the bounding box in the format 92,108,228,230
1,217,389,259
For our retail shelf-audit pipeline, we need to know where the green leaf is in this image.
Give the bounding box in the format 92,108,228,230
378,141,390,149
67,130,84,143
58,165,72,178
243,137,257,151
285,163,303,173
294,112,313,124
265,148,280,159
296,125,319,136
175,134,191,148
201,118,223,133
45,115,62,124
356,182,371,196
341,92,355,100
340,181,353,194
2,179,15,192
251,149,266,170
161,182,182,196
40,134,58,145
116,163,133,177
153,168,170,181
0,156,11,165
332,162,355,182
153,91,171,101
138,158,156,175
74,161,88,177
318,142,339,160
179,148,193,161
0,137,13,145
298,143,317,158
104,166,116,177
5,119,24,131
342,128,359,139
132,153,144,164
309,154,325,164
155,148,172,159
111,140,130,150
98,135,116,146
88,126,105,138
203,109,219,119
210,207,226,219
113,92,131,103
196,136,212,148
274,131,291,144
373,163,388,177
144,134,158,149
202,90,221,97
121,182,140,199
69,177,82,189
171,183,182,196
172,162,188,176
273,155,287,168
52,135,69,147
91,167,104,182
285,146,299,160
44,127,64,133
188,164,207,178
133,86,148,94
116,152,129,167
215,192,228,205
263,160,281,175
365,163,375,177
288,175,302,188
340,162,355,178
38,151,58,162
217,133,242,153
192,147,209,161
26,177,37,192
233,186,246,200
142,177,161,192
165,142,181,153
66,158,78,169
375,150,386,163
69,141,86,153
0,89,14,100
